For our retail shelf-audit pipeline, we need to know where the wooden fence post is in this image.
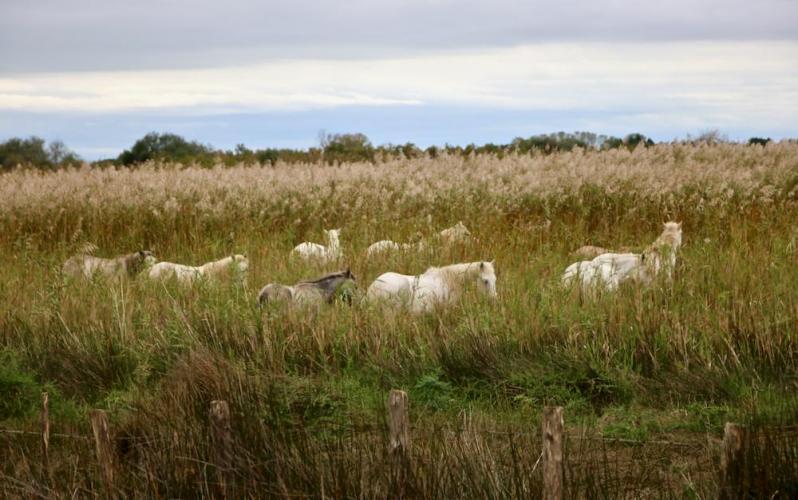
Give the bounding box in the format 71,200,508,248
542,406,564,500
41,392,50,481
89,409,114,493
719,422,745,499
209,400,233,496
387,390,411,497
388,390,410,456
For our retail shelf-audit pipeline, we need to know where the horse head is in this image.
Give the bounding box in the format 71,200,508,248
478,260,497,298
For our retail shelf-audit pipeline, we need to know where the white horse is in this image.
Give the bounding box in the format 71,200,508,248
291,229,342,263
366,240,417,257
62,250,156,280
571,245,636,260
437,221,471,244
367,260,497,313
365,222,470,258
148,254,249,285
562,221,682,292
562,249,660,292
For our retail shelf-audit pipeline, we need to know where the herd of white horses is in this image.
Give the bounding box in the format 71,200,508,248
60,221,683,313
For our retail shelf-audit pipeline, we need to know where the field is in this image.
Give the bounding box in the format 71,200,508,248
2,142,798,497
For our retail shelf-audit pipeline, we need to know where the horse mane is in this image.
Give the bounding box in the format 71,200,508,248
299,270,352,286
122,250,152,275
425,261,486,277
200,254,246,271
641,244,661,264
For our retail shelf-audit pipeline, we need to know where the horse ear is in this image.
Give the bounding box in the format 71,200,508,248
677,221,683,229
480,262,485,270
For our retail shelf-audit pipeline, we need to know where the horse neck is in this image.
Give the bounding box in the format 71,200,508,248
200,257,230,273
435,262,480,279
642,248,661,269
122,253,142,274
320,276,346,296
655,231,681,250
326,233,340,249
301,273,341,289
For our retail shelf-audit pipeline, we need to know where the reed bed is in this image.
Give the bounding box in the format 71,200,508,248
1,142,798,497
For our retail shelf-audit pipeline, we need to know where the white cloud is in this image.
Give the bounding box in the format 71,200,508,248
2,0,796,73
1,41,796,134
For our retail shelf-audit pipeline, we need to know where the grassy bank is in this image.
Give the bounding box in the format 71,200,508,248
2,142,798,496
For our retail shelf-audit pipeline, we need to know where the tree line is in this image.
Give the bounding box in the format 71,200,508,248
0,131,775,171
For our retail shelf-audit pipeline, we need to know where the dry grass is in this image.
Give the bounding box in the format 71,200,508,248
2,142,798,497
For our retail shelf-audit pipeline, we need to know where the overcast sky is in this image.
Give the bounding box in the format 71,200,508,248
1,0,796,159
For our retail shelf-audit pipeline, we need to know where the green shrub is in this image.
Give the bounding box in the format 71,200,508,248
118,132,213,165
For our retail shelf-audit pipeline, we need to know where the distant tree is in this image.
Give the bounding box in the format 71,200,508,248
511,135,553,154
0,137,49,171
400,142,422,159
624,133,654,149
553,132,589,151
321,133,374,164
92,158,117,168
118,132,213,165
0,136,82,171
689,129,726,145
601,136,625,150
376,142,423,160
573,131,600,148
47,140,81,166
228,143,256,166
254,148,280,165
511,132,588,154
748,137,771,146
317,129,330,149
473,142,506,158
307,147,323,163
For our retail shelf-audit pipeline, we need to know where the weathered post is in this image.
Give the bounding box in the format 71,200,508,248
542,406,564,500
719,422,745,499
89,409,114,493
209,400,233,497
388,390,411,455
41,392,50,481
388,390,411,497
